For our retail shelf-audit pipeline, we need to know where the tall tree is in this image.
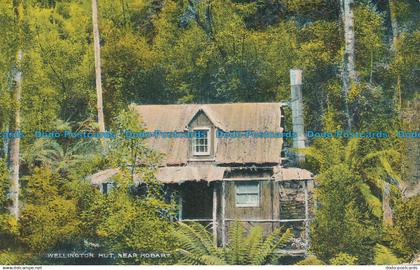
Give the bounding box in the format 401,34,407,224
388,0,399,51
8,0,23,220
340,0,357,129
388,0,402,112
92,0,105,134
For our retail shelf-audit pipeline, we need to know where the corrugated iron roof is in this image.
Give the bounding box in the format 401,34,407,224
88,166,313,186
134,103,283,165
88,166,228,185
88,168,119,185
272,166,313,181
157,166,227,184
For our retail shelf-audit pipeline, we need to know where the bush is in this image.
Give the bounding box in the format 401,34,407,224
330,253,358,265
296,255,325,265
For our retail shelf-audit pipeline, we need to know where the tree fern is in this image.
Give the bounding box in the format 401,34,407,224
225,221,247,264
299,138,402,222
172,221,292,265
244,225,264,262
172,222,218,260
358,183,382,218
374,244,400,265
251,228,292,265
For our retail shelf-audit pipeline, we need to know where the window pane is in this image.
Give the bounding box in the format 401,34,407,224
235,182,260,206
236,182,259,193
236,194,259,206
193,129,209,154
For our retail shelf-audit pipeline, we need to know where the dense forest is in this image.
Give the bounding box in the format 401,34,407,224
0,0,419,265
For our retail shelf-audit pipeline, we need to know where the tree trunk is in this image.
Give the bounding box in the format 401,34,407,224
389,0,401,112
8,50,22,220
92,0,105,134
340,0,357,130
389,0,399,51
383,182,393,225
8,0,23,220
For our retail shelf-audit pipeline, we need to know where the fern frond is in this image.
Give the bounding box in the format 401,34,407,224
295,147,326,166
225,221,247,264
364,168,386,190
379,156,401,184
200,254,226,265
374,244,400,265
361,149,401,164
344,138,358,168
172,222,214,257
252,228,292,265
244,225,264,262
188,222,219,254
358,183,382,218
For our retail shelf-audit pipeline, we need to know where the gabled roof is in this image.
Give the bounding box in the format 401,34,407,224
134,103,284,166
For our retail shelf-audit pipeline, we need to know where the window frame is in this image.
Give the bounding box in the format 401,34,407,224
192,127,211,156
234,181,261,208
101,182,114,195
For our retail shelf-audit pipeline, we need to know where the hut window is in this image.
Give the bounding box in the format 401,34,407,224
192,128,210,155
102,182,114,194
235,182,260,207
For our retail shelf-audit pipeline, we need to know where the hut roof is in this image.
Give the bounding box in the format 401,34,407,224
134,103,284,165
89,166,313,185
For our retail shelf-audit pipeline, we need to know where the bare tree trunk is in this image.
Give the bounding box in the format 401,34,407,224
389,0,399,51
8,0,23,220
389,0,402,112
340,0,357,130
8,50,22,220
92,0,105,134
2,124,9,160
383,182,393,225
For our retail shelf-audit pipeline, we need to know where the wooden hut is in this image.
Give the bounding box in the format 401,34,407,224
90,102,314,254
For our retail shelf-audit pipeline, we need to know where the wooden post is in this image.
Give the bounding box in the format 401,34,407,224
221,180,226,247
178,194,183,221
212,183,218,245
92,0,105,135
270,180,274,232
304,180,310,253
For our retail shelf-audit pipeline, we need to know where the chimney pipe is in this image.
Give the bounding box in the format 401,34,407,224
290,69,306,162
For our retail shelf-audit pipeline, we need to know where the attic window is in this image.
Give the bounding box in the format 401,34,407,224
192,128,210,155
102,182,114,194
235,182,260,207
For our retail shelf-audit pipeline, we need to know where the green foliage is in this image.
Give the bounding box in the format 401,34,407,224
80,181,176,264
0,0,418,265
304,130,404,265
386,195,420,261
310,163,379,264
0,159,13,236
296,255,325,265
0,159,8,210
172,222,224,265
301,137,401,221
18,167,80,253
77,108,177,264
330,253,358,265
173,221,292,265
374,244,400,265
